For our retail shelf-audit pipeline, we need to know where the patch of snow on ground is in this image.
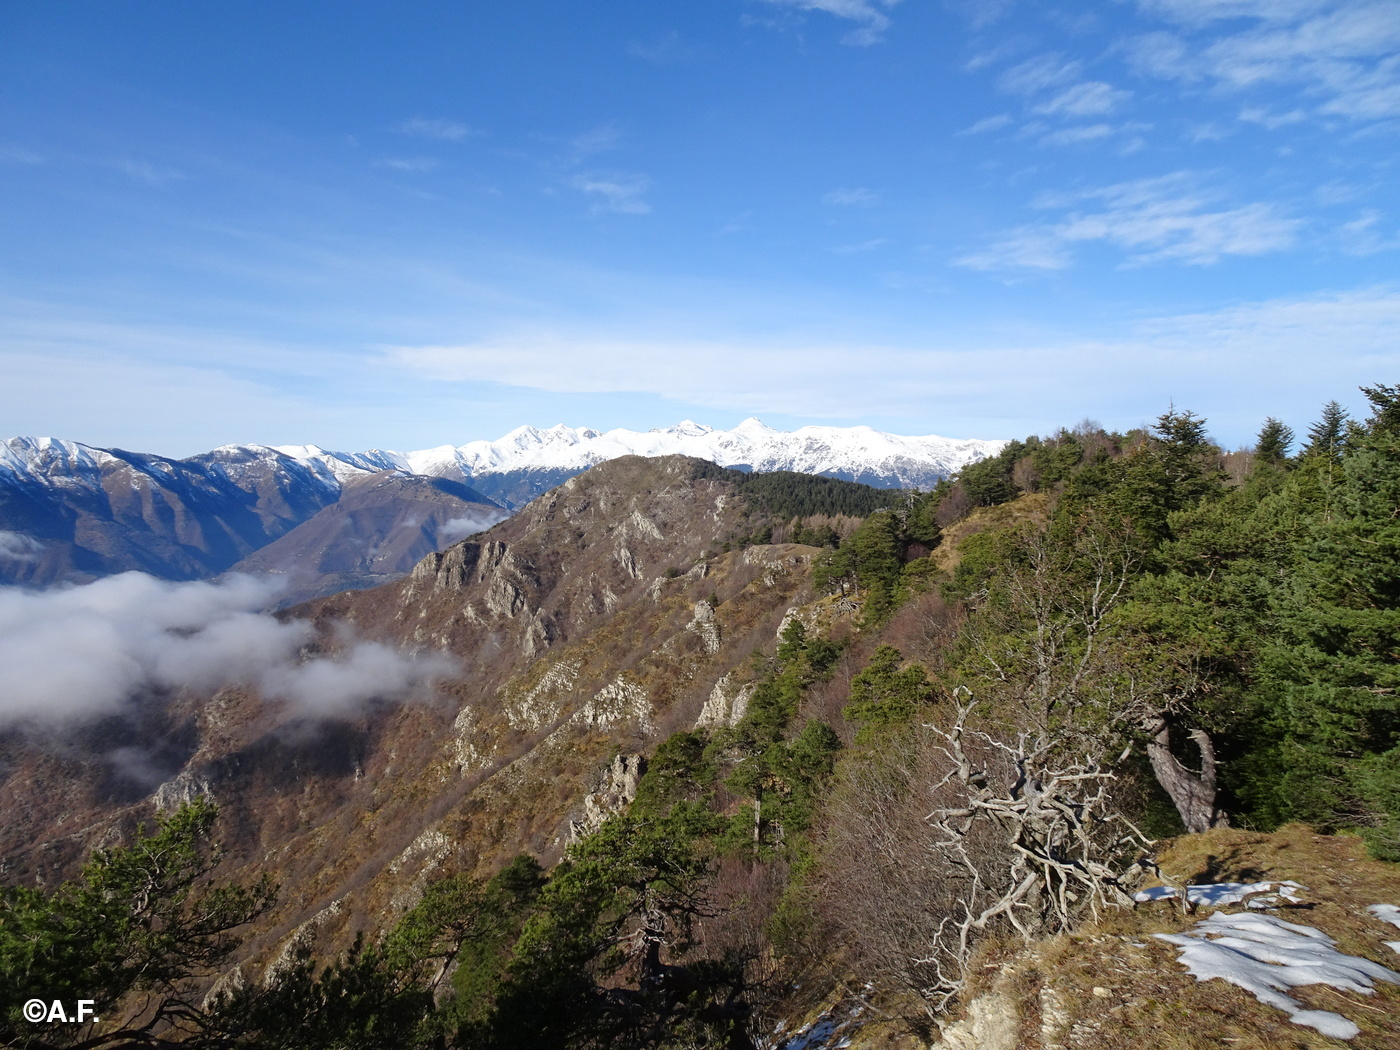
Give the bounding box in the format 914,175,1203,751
763,1008,860,1050
1156,911,1400,1040
1134,880,1305,909
1370,904,1400,954
1370,904,1400,930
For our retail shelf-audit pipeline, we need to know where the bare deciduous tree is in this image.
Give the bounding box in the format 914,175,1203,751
814,700,1152,1024
959,519,1227,832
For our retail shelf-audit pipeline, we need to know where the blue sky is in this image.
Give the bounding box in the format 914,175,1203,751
2,0,1398,456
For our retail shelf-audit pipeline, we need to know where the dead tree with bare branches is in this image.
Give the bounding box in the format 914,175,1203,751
956,517,1228,833
911,697,1152,1014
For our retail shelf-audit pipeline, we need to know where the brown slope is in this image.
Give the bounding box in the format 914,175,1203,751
228,471,508,604
0,441,341,587
0,455,823,978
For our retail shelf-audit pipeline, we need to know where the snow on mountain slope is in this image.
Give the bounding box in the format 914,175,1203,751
272,419,1005,493
0,436,121,481
0,422,1002,587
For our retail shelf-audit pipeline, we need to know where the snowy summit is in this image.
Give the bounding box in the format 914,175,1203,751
272,419,1005,494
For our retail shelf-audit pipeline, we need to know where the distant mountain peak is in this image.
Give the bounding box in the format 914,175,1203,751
0,420,1006,589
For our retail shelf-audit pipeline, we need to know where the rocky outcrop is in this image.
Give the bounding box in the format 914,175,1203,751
935,993,1019,1050
152,770,214,812
695,673,753,730
569,754,647,842
688,600,722,654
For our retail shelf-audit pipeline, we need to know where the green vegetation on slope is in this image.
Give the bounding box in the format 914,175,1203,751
690,461,899,524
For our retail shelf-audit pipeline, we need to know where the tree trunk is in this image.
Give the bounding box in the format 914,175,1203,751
1146,720,1227,834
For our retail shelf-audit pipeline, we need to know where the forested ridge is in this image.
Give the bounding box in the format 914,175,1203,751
5,389,1399,1048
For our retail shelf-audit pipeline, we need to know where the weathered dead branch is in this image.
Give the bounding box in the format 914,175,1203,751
910,696,1152,1013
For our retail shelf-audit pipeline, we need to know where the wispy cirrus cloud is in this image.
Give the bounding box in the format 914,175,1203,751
0,145,43,165
1338,209,1400,254
993,53,1136,146
556,123,651,214
958,114,1014,135
1033,81,1132,117
571,173,652,214
1128,0,1400,122
383,287,1400,435
627,30,691,64
396,117,476,140
1036,122,1120,145
942,0,1017,30
957,173,1301,270
759,0,907,45
116,159,185,185
823,186,880,206
378,156,439,172
569,122,626,158
999,53,1084,95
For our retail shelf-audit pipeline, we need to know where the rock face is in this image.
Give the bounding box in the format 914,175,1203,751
569,754,647,842
695,673,753,730
0,454,818,975
936,994,1019,1050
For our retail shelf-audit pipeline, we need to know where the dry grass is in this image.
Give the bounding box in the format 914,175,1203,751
949,825,1400,1049
928,492,1053,575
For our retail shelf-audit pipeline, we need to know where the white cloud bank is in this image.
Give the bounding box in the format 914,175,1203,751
0,531,44,561
0,573,455,724
571,173,652,214
436,511,504,547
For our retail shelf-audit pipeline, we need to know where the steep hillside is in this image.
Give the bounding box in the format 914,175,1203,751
228,472,507,604
8,399,1399,1050
0,439,340,586
0,455,830,975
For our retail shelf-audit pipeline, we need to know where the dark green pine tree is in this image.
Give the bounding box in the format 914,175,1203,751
1301,400,1350,461
1361,382,1400,437
841,645,932,741
1108,407,1224,543
1254,417,1295,464
1256,408,1400,859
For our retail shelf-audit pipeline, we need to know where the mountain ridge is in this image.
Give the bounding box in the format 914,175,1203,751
0,421,1003,590
270,417,1006,502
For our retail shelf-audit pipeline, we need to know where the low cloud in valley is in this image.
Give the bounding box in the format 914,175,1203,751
0,573,456,725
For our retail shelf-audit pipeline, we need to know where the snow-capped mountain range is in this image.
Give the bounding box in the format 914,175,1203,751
0,420,1004,593
272,418,1005,501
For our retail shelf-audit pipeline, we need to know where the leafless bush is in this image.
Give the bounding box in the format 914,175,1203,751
1218,448,1253,487
814,700,1150,1022
1011,457,1040,494
695,856,788,990
933,484,974,528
